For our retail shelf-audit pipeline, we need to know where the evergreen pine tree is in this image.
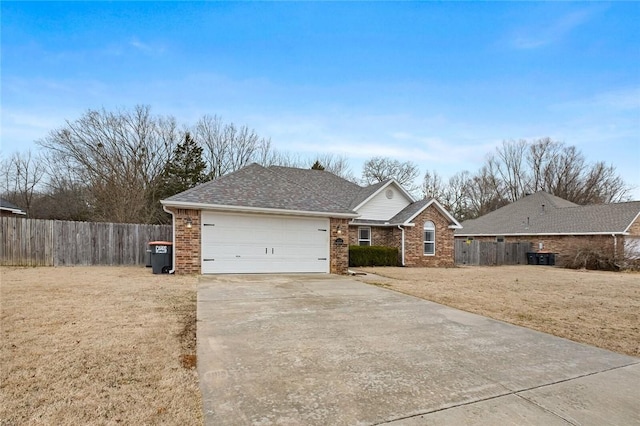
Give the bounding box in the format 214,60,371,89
159,132,207,199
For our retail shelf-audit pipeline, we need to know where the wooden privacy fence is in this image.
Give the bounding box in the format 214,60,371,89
455,239,532,266
1,217,172,267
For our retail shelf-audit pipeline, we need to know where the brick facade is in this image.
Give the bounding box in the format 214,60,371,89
330,218,350,274
168,208,201,274
348,204,455,267
403,205,455,267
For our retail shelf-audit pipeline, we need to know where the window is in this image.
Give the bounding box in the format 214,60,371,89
424,221,435,255
358,227,371,246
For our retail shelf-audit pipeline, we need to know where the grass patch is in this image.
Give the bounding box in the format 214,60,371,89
355,266,640,357
0,266,203,425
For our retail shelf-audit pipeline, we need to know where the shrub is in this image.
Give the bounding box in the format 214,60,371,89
561,247,619,271
349,245,399,267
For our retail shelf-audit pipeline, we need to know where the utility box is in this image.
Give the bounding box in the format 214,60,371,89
149,241,173,274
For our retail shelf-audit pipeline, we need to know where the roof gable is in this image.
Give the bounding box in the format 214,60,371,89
353,180,414,221
455,191,640,236
392,198,462,228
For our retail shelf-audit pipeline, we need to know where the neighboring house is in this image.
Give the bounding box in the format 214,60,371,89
454,191,640,264
161,163,461,274
0,198,27,217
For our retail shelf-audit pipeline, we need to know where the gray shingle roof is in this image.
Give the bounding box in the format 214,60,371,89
267,166,363,209
390,198,432,223
163,163,356,215
163,163,462,224
455,191,640,236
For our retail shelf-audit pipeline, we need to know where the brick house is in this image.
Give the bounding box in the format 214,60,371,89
454,191,640,266
161,163,461,274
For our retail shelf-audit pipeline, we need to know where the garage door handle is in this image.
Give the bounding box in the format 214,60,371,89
203,258,215,261
318,258,327,260
272,248,274,254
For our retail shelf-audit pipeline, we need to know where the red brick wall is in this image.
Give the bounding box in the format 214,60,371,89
347,205,455,267
330,218,350,274
348,226,398,247
403,205,455,267
168,208,201,274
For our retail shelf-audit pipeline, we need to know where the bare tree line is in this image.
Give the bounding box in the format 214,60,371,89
0,106,356,223
1,106,631,224
423,138,630,220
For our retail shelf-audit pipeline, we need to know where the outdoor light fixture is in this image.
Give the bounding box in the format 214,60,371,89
337,225,342,235
185,217,193,229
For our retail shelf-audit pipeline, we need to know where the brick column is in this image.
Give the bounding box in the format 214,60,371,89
330,218,350,274
169,208,201,274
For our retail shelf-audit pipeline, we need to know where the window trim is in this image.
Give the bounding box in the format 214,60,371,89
423,221,435,256
358,226,372,246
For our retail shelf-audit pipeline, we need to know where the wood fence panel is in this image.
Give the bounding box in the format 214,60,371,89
455,239,532,266
1,217,171,267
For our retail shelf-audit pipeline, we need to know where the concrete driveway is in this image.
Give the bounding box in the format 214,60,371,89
197,274,639,425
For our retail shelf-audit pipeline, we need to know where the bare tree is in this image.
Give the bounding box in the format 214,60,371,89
465,166,507,218
362,156,420,193
37,105,179,223
195,114,273,179
432,138,631,220
492,139,529,202
307,153,356,182
0,150,46,215
422,170,446,201
525,138,629,204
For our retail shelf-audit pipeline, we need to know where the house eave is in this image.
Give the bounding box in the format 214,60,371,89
349,220,416,228
160,200,359,219
455,231,630,237
0,207,26,215
404,199,463,229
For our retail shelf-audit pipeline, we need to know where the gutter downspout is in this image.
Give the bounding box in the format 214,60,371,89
612,233,618,268
397,225,405,266
163,205,176,274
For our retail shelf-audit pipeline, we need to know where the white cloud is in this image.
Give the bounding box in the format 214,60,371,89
508,6,602,50
129,37,165,55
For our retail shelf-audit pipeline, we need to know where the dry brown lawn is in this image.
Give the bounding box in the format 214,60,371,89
356,265,640,358
0,266,202,425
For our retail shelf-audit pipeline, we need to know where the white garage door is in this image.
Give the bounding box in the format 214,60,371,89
201,211,330,274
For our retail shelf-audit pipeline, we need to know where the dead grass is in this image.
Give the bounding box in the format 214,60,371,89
0,266,202,425
355,266,640,357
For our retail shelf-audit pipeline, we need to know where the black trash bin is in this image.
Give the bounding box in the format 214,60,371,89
526,252,538,265
149,241,173,274
537,253,550,265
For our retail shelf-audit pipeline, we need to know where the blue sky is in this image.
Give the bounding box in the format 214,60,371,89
2,2,639,197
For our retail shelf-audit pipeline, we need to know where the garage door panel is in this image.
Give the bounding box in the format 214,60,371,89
201,211,329,274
